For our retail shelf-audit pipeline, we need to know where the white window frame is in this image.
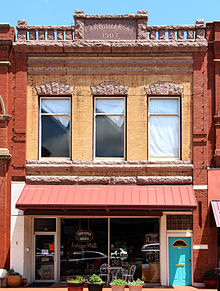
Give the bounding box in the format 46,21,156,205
39,97,71,159
94,96,126,160
148,96,181,160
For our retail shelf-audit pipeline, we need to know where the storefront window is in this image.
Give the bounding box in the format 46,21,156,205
34,218,56,232
60,219,108,280
110,218,160,283
60,218,160,283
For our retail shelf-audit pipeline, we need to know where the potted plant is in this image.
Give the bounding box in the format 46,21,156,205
128,279,144,291
88,274,103,291
7,268,22,287
203,269,217,288
111,278,127,291
67,276,86,291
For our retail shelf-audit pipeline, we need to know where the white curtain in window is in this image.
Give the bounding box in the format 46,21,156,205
41,99,70,127
149,116,179,158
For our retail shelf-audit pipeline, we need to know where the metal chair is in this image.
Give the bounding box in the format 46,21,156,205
99,263,110,285
122,264,136,282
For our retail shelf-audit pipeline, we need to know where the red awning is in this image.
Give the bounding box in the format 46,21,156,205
16,184,196,211
211,201,220,227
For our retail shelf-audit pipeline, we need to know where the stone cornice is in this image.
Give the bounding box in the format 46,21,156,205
26,175,192,185
36,81,74,95
13,40,207,53
91,81,128,95
26,160,193,179
145,81,184,95
73,10,148,19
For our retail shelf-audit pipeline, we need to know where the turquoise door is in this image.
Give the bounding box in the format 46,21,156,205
169,237,191,286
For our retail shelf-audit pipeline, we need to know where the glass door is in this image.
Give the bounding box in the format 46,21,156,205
35,234,55,281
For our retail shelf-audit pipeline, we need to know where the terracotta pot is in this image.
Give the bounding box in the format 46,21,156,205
204,279,217,288
111,284,126,291
7,275,22,287
128,285,143,291
67,282,85,291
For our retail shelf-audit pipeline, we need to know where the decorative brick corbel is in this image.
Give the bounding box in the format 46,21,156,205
145,81,183,95
36,81,74,96
91,81,128,96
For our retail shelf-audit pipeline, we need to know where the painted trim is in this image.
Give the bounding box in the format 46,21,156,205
172,239,188,247
193,185,208,189
160,215,167,286
193,244,208,250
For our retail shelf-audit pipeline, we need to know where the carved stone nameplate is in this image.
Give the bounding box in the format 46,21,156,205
84,19,137,40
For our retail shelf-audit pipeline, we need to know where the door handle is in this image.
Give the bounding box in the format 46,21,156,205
176,264,184,267
189,258,191,262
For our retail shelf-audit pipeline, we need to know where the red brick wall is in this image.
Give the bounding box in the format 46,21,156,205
0,26,14,269
192,50,210,282
11,52,27,180
193,189,209,282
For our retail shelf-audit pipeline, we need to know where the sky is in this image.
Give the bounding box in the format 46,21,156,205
0,0,220,28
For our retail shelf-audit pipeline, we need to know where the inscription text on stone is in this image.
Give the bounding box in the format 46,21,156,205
84,19,137,40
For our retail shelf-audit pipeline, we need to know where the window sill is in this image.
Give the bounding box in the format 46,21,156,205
39,157,71,161
94,157,125,161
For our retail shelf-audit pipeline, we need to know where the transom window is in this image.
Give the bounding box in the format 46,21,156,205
172,239,188,247
40,98,71,158
94,97,125,158
148,97,180,160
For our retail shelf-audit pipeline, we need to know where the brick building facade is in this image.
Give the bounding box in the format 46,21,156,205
0,10,219,286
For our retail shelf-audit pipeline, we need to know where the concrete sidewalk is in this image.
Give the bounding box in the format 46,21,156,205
0,287,217,291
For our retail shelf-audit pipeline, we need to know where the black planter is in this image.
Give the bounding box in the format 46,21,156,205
88,283,103,291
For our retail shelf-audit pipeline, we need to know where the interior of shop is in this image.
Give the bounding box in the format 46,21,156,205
34,217,160,283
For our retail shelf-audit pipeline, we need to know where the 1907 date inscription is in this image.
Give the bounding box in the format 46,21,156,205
85,19,137,40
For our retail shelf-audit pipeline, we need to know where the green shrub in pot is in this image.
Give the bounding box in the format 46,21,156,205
128,279,144,291
111,279,127,291
88,274,103,291
7,268,22,287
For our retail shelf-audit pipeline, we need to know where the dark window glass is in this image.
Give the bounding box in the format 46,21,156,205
40,98,70,158
34,218,56,232
35,235,54,280
96,115,124,157
167,215,193,230
95,98,125,158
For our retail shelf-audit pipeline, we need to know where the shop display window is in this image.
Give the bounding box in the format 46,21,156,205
60,219,108,280
60,218,160,283
110,218,160,283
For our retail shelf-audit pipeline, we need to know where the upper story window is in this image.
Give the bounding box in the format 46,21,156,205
148,97,180,160
94,97,125,159
40,97,71,158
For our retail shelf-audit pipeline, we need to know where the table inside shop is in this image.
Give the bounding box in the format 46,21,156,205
108,266,123,280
